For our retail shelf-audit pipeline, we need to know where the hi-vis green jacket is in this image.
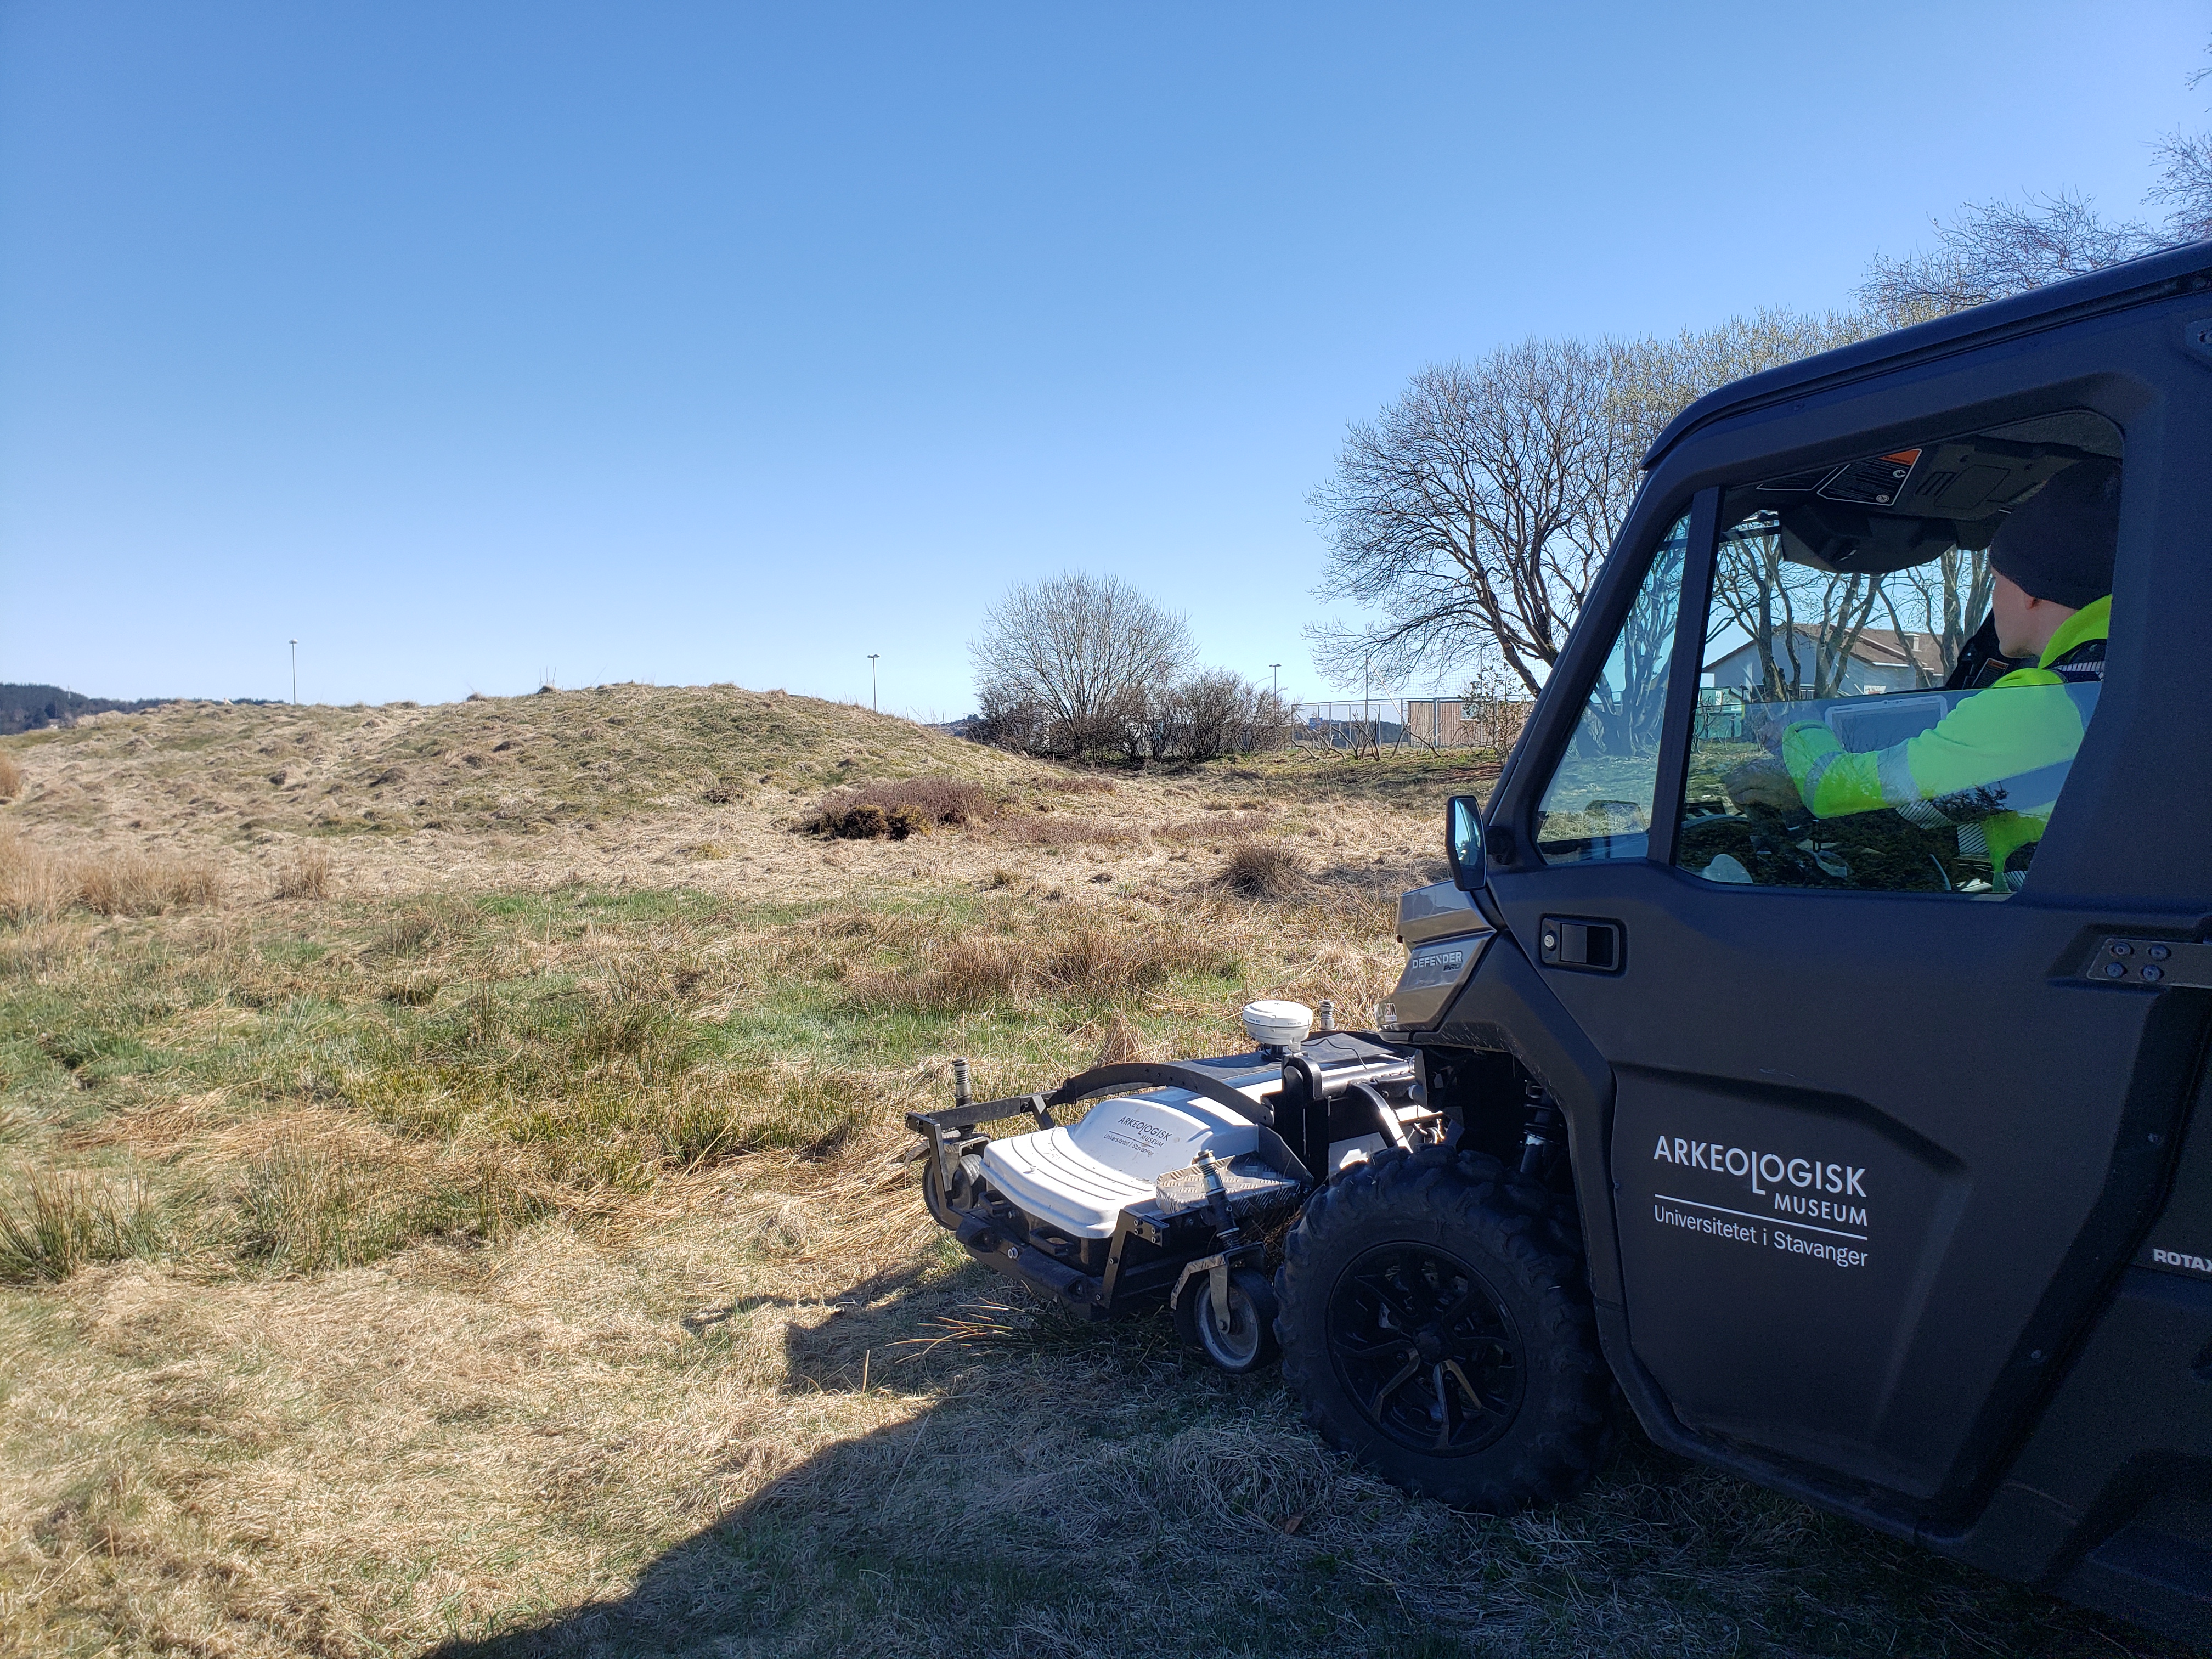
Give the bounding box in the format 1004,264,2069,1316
1780,596,2110,883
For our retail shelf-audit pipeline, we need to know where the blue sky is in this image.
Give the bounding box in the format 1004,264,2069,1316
3,2,2205,717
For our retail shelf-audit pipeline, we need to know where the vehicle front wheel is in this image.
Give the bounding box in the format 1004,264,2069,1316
1276,1146,1609,1511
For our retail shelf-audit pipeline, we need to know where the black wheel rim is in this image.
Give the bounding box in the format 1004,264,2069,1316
1325,1242,1523,1456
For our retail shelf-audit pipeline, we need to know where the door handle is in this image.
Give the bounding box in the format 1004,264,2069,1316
1538,916,1624,974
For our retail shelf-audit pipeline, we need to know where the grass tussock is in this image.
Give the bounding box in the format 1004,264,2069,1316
0,831,69,924
273,844,331,900
77,852,221,916
650,1063,882,1163
237,1134,546,1273
1158,811,1273,843
1219,835,1308,900
0,1172,163,1283
0,751,21,801
994,814,1136,847
0,831,220,921
847,904,1240,1013
1084,1009,1159,1064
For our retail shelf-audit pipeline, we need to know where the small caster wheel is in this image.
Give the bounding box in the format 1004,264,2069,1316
1175,1266,1280,1375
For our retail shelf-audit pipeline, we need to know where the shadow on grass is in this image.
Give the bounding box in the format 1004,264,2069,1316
424,1252,2186,1659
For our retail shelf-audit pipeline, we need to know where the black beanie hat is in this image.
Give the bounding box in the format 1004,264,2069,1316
1989,459,2121,610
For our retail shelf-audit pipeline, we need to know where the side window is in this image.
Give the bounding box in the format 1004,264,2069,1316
1534,512,1690,863
1675,412,2119,896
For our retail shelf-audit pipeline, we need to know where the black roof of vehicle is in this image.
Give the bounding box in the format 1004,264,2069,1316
1643,239,2212,469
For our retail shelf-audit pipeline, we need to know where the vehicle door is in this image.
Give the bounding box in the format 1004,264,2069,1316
1477,304,2210,1513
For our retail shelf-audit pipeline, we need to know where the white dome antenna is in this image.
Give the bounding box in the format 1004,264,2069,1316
1240,999,1314,1053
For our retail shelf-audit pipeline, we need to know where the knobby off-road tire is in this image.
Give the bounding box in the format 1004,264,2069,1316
1276,1144,1610,1511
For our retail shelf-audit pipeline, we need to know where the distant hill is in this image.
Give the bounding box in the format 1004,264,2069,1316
0,684,290,735
0,684,174,735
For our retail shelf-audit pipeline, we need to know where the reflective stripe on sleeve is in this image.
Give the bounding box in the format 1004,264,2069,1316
1799,748,1845,803
1877,743,1920,809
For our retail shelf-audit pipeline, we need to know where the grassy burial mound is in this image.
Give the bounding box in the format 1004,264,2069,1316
0,691,2164,1658
0,683,1028,843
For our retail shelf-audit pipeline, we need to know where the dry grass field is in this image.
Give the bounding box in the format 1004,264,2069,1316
0,687,2180,1658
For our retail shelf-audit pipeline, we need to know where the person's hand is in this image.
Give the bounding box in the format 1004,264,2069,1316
1724,754,1802,812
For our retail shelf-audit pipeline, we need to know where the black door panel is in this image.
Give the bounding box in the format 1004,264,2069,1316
1612,1065,1965,1496
1489,859,2188,1505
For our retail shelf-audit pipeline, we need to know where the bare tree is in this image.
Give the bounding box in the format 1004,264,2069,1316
2150,129,2212,243
971,676,1052,752
1147,670,1295,760
1458,662,1530,754
1860,40,2212,323
1858,192,2163,324
1311,315,1871,701
1883,548,1993,682
1709,508,1994,706
1607,309,1880,457
1307,340,1634,698
2153,37,2212,244
968,572,1195,757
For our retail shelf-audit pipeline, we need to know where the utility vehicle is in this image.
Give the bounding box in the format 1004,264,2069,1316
912,241,2212,1641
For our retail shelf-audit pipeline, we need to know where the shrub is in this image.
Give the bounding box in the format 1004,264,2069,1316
808,777,994,838
826,803,891,840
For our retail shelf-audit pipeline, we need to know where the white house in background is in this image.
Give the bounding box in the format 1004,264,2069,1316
1705,627,1949,696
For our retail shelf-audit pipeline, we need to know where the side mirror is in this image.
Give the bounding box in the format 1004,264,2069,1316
1445,795,1486,892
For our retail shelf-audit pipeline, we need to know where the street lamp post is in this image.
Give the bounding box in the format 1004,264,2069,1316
1268,663,1280,697
290,640,298,706
867,654,879,713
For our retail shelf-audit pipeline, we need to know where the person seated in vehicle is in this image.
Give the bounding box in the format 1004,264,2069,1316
1728,458,2117,891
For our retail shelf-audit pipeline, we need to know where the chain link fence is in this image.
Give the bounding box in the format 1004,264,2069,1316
1290,695,1532,756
